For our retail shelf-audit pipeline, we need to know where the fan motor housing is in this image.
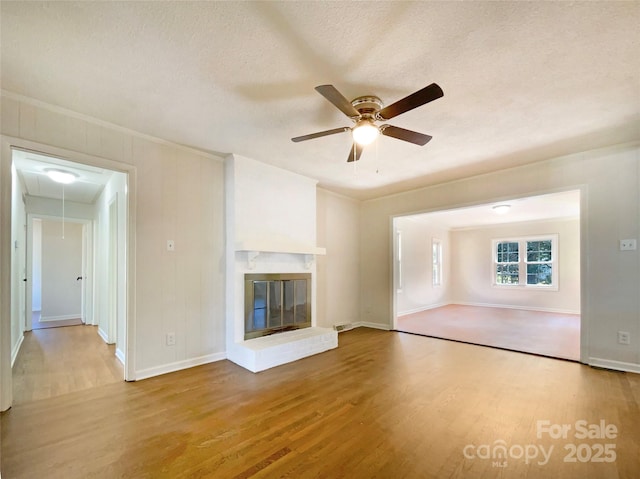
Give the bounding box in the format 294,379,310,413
351,96,383,117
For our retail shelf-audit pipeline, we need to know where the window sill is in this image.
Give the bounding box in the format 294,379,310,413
492,284,559,292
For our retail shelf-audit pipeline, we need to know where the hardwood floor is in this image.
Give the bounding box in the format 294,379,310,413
11,325,123,404
397,305,581,361
2,328,639,478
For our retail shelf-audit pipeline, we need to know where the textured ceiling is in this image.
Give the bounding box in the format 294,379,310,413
401,190,580,230
2,1,639,200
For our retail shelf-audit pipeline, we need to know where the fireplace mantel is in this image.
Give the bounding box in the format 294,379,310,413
236,241,326,270
235,241,326,256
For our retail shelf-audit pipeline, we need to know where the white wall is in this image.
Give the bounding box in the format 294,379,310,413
394,217,450,315
26,195,94,220
1,94,226,381
93,171,127,352
40,219,82,320
31,218,42,311
231,154,318,251
450,219,580,313
9,163,27,366
361,144,640,371
316,188,360,328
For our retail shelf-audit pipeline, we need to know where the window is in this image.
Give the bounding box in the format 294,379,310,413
496,241,520,284
396,230,403,292
526,240,553,285
493,235,557,288
432,239,442,286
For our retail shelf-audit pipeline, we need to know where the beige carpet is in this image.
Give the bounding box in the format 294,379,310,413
396,304,580,361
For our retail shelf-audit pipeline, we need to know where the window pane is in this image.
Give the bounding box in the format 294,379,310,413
527,264,552,285
497,242,519,263
526,240,552,262
496,264,519,284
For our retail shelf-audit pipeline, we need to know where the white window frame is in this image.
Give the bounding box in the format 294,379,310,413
432,238,442,287
492,234,558,291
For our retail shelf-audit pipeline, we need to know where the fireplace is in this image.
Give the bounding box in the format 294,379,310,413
244,273,312,340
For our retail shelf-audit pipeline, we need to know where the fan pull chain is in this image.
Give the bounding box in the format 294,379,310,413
353,143,357,175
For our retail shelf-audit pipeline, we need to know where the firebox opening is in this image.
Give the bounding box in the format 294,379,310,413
244,273,312,340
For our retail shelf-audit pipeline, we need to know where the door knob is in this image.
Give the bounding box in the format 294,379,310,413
77,276,83,281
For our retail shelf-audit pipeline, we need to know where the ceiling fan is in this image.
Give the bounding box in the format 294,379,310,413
291,83,443,162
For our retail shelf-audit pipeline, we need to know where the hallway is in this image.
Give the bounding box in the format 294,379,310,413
12,325,123,404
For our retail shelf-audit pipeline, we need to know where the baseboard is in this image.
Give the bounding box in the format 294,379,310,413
115,348,125,365
354,321,392,331
588,358,640,374
135,352,227,380
453,301,580,315
11,334,24,368
40,314,82,322
97,327,109,343
397,303,449,317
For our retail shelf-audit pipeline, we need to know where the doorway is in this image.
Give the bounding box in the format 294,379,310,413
1,141,133,409
28,217,86,330
392,190,582,361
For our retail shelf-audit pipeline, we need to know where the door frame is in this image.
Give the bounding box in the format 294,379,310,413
390,186,587,363
25,214,94,331
1,136,137,411
107,195,118,344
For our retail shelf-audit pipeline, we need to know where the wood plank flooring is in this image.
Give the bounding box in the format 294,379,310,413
11,325,123,404
397,305,581,361
2,328,639,478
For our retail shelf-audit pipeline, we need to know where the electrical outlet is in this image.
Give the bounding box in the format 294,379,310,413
620,239,637,251
617,331,630,345
166,332,176,346
167,240,175,252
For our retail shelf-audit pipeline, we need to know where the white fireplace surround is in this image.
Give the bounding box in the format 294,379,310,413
224,154,337,372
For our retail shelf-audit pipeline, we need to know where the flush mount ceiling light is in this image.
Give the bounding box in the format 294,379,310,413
492,204,511,215
45,168,78,184
352,119,380,146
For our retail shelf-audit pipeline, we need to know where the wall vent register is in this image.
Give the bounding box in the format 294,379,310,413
244,273,311,340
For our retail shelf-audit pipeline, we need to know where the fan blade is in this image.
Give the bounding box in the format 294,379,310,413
315,85,360,119
347,142,364,163
292,127,350,142
380,125,432,146
376,83,443,120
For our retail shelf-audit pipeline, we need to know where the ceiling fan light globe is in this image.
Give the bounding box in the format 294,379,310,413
352,122,379,146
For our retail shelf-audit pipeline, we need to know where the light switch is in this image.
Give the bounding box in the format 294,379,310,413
167,240,175,252
620,239,637,251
